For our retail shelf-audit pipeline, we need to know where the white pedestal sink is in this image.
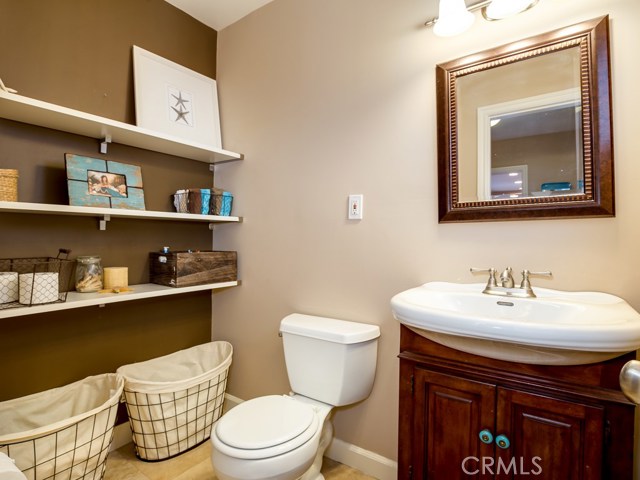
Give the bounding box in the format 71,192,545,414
391,282,640,365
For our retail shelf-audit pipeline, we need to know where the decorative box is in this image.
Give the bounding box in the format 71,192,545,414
149,251,237,287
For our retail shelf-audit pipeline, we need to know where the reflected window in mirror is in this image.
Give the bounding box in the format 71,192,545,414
436,16,613,222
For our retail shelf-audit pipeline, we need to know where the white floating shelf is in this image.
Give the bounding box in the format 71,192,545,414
0,201,242,226
0,281,239,319
0,90,243,163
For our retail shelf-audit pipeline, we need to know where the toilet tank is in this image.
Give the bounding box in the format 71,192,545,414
280,313,380,407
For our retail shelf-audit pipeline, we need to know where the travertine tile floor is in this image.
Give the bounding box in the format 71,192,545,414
104,441,376,480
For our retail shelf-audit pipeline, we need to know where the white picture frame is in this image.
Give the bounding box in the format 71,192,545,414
132,45,222,148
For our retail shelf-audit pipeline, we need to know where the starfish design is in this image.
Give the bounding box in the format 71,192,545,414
171,105,191,124
171,91,190,109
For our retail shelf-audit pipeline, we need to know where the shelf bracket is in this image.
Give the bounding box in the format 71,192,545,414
209,223,216,231
99,214,111,231
209,163,216,185
100,135,112,154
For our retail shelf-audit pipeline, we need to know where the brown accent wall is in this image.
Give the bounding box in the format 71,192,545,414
1,0,217,124
0,0,220,401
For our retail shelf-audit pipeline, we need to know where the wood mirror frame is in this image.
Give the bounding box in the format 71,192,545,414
436,16,614,223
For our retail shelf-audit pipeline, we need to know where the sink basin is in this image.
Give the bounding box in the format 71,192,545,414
391,282,640,365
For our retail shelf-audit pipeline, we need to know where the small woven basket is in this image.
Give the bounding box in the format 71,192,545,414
0,169,18,202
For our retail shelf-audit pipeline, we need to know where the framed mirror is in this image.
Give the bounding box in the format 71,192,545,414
436,16,614,222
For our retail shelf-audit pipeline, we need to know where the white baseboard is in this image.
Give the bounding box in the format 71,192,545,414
223,392,244,411
325,437,397,480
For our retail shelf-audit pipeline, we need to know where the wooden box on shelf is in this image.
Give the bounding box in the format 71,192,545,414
149,250,237,288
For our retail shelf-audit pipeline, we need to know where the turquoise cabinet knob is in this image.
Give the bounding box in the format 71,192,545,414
496,434,511,449
478,429,494,444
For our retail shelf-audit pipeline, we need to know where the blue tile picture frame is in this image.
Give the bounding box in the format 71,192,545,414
65,154,146,210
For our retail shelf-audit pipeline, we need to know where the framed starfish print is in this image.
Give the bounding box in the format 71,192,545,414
132,46,222,148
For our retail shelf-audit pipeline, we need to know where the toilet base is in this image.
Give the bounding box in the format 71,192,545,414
300,417,333,480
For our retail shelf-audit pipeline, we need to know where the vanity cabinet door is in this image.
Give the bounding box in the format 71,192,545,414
494,388,604,480
413,367,496,479
399,328,633,480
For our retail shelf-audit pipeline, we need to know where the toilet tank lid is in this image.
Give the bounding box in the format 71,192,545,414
280,313,380,344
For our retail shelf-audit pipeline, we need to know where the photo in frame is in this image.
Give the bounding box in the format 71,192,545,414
132,45,222,148
65,154,145,210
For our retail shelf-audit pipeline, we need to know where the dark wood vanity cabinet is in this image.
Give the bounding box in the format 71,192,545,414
398,326,635,479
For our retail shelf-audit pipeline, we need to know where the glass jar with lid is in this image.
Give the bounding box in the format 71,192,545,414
75,255,103,292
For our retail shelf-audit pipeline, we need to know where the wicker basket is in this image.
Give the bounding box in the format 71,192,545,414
0,169,18,202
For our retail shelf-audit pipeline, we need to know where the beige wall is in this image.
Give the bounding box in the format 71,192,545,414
212,0,640,462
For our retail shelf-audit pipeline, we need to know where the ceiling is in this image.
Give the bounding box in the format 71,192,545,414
165,0,275,31
166,0,446,31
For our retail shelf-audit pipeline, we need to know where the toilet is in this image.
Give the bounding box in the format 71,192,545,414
210,313,381,480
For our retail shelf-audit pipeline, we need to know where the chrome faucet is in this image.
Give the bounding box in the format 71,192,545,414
470,267,552,298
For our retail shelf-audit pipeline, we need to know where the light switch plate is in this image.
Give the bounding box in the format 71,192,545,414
348,194,363,220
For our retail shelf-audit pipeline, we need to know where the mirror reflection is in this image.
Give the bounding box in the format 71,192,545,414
457,47,583,202
487,98,583,200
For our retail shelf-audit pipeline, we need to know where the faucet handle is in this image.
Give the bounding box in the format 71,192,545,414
470,267,498,287
520,270,552,290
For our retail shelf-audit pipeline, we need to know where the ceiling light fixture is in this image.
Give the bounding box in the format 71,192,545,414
483,0,539,20
432,0,476,37
426,0,539,37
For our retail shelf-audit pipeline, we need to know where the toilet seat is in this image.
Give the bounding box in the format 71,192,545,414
213,395,320,460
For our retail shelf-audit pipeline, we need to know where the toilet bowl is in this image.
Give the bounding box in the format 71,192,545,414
211,395,333,480
210,313,380,480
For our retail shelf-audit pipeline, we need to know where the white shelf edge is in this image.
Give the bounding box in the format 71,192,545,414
0,201,242,223
0,281,239,319
0,90,243,164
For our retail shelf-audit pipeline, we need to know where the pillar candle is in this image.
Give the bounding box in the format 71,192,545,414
103,267,128,289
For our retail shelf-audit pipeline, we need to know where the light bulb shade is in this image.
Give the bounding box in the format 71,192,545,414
483,0,539,20
433,0,475,37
